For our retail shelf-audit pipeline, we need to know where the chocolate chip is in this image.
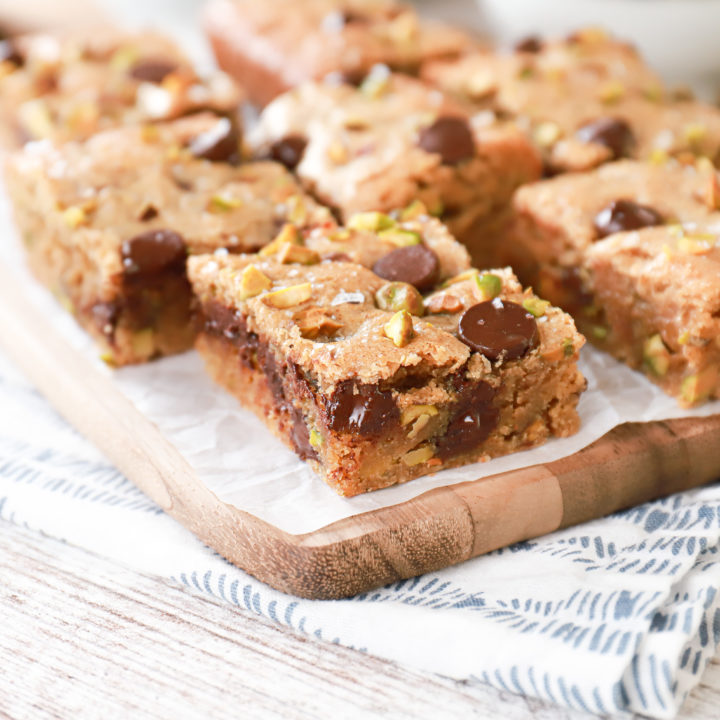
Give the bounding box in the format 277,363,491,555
515,36,543,53
270,135,307,170
91,301,120,337
289,405,317,461
128,59,178,83
418,116,475,165
139,205,159,222
0,39,23,67
575,117,635,159
436,379,498,460
121,229,186,275
458,299,539,361
593,199,664,239
324,381,399,437
372,245,440,292
188,118,240,163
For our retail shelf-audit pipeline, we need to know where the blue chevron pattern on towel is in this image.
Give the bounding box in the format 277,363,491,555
1,349,719,720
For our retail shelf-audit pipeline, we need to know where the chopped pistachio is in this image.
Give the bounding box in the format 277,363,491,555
680,367,718,405
347,211,395,232
678,330,691,345
62,206,87,229
643,334,670,376
360,63,391,98
99,352,117,367
378,228,422,247
259,223,302,256
384,310,415,347
296,307,342,339
239,264,272,300
18,98,53,139
402,444,435,466
328,228,351,243
131,328,154,359
592,325,608,340
678,233,715,255
309,429,323,448
399,200,429,221
683,122,707,147
562,338,575,357
401,404,439,426
110,45,140,71
407,414,432,440
375,282,424,316
533,121,561,148
597,81,625,105
475,272,503,301
286,194,308,225
517,66,534,81
277,243,320,265
649,148,669,166
262,283,312,308
643,84,664,103
522,296,550,318
441,268,479,288
209,194,243,213
427,199,444,217
661,244,673,261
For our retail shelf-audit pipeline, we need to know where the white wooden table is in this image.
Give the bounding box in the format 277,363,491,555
3,518,720,720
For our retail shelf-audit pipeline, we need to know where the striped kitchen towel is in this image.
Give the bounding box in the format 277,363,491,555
2,347,719,719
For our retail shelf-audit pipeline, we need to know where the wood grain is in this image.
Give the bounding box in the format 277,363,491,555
2,258,720,599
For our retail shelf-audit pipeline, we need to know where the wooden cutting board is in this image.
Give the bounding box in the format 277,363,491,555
2,260,720,600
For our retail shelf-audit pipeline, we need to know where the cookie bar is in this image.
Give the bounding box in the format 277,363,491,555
586,225,720,405
0,29,241,148
250,74,542,266
203,0,474,107
188,217,586,496
422,30,720,173
5,113,334,365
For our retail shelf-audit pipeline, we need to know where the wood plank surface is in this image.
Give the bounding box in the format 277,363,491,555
3,519,720,720
2,257,720,599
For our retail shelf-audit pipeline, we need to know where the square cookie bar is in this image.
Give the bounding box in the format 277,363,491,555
250,74,541,266
0,29,241,148
203,0,474,107
422,30,720,173
188,215,586,496
587,225,720,405
5,114,334,365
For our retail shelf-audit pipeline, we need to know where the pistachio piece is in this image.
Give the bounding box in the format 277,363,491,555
131,328,154,358
562,337,575,357
683,122,707,148
239,264,272,300
378,228,422,247
643,334,670,376
62,206,87,228
384,310,415,347
597,81,625,105
401,404,439,426
680,366,718,405
678,233,715,255
277,243,320,265
522,296,550,318
286,194,308,225
375,282,424,316
425,293,463,315
360,63,391,98
649,148,669,166
678,330,691,345
18,98,53,139
309,429,323,448
262,282,312,308
441,269,479,288
399,200,429,221
402,443,435,466
295,307,342,339
209,194,242,213
533,121,561,148
259,223,302,256
475,272,502,301
347,211,395,232
592,325,608,340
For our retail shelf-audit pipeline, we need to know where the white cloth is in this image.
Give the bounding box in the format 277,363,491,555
2,349,720,719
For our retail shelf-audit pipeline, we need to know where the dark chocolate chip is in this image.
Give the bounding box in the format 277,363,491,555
324,381,399,437
372,244,440,292
593,199,664,239
269,135,307,170
515,36,543,53
417,116,475,165
289,405,317,461
0,39,23,67
187,118,240,163
91,301,120,337
128,59,178,83
139,205,159,222
121,229,186,275
458,299,539,361
436,379,498,460
575,117,635,159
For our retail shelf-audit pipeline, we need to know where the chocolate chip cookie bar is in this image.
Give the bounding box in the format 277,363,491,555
0,29,241,148
5,114,334,365
204,0,474,107
422,29,720,173
251,74,542,266
188,215,586,496
505,158,720,404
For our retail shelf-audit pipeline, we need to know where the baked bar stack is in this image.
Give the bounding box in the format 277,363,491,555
189,211,586,495
0,29,241,148
6,114,334,364
250,73,541,265
203,0,475,107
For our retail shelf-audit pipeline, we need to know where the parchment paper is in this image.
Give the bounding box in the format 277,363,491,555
3,183,719,534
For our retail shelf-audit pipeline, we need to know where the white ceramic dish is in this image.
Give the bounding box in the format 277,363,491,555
475,0,720,97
